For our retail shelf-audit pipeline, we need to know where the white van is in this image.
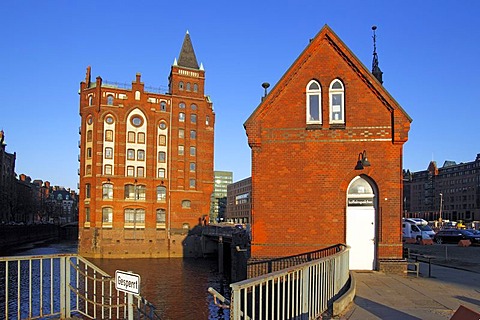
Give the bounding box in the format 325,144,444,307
402,218,435,241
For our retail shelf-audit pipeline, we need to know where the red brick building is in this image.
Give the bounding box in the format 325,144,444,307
244,25,411,270
78,32,215,258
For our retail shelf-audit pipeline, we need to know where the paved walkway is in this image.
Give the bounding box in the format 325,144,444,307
338,262,480,319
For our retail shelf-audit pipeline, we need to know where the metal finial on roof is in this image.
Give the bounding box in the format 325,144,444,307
371,25,383,84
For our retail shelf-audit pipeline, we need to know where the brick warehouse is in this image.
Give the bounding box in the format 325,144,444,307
78,32,215,258
244,25,412,270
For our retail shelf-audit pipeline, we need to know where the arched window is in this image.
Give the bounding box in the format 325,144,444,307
157,185,167,201
88,95,93,106
87,130,93,142
182,200,191,208
107,95,114,105
156,208,166,228
102,207,113,225
85,183,91,198
190,114,197,124
102,183,113,199
329,79,345,124
193,84,198,92
179,81,184,90
186,83,191,91
306,80,321,124
179,102,186,109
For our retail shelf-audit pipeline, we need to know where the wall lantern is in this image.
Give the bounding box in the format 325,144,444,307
355,150,371,170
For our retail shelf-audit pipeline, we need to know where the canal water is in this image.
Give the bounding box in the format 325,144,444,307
10,240,231,320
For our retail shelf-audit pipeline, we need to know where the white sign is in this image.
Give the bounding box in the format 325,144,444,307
115,270,141,295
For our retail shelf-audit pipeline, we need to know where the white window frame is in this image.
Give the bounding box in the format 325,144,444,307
329,79,345,124
306,80,322,124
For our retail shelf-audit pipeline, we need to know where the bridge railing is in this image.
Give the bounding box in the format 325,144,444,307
228,244,349,319
0,254,160,319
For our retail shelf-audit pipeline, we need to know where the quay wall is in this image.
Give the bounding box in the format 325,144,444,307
0,224,75,255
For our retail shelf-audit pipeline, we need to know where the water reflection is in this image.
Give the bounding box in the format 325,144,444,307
8,240,231,320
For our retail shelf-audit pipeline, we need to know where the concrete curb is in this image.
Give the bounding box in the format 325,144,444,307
333,271,356,316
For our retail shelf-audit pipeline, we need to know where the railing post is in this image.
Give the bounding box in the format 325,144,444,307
302,266,310,318
65,256,71,317
60,256,66,318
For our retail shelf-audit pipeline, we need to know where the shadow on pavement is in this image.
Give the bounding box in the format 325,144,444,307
454,295,480,307
353,296,422,320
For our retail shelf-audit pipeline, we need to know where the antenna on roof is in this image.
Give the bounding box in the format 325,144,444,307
371,25,383,84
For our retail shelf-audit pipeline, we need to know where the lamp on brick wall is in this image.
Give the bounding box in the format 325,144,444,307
355,150,371,170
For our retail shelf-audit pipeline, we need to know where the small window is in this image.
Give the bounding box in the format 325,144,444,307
88,96,93,106
191,104,197,110
178,128,185,139
193,84,198,92
87,116,93,125
179,102,186,109
190,130,196,139
158,168,166,178
160,101,167,111
137,149,145,161
87,130,93,142
107,95,114,105
189,179,196,188
178,145,184,156
158,134,166,146
157,186,167,201
127,131,135,143
206,116,210,126
103,183,113,199
306,80,321,124
105,130,113,142
86,148,92,159
137,167,145,177
137,132,145,144
179,112,185,122
159,121,167,130
85,207,90,222
186,83,191,91
179,82,184,90
182,200,191,208
329,79,345,124
104,164,112,175
158,151,166,163
124,184,135,199
190,146,196,156
86,165,92,175
105,147,113,159
190,162,196,172
126,166,135,177
102,207,113,224
127,149,135,160
190,114,197,124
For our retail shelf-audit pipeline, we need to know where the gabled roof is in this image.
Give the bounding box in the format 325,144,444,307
177,31,199,70
245,24,412,126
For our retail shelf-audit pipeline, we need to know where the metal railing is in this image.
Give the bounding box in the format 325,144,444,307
247,244,346,278
211,244,349,320
0,254,160,319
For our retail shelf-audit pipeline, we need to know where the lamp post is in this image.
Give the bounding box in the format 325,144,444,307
439,193,443,223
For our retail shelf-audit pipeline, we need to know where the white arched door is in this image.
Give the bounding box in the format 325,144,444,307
346,176,376,270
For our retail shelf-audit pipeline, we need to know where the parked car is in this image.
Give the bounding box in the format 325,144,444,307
434,229,480,244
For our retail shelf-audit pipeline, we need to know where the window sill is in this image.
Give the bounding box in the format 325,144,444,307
329,124,346,129
306,124,323,130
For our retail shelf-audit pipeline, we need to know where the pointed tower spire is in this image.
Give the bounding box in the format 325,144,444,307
177,31,199,69
371,26,383,84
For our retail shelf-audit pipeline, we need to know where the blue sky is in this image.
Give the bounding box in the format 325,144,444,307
1,1,479,189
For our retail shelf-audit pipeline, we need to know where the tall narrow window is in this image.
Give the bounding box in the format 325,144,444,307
156,209,166,228
105,130,113,142
104,164,112,175
190,130,196,139
190,146,196,156
306,80,321,124
127,131,135,143
158,134,166,146
178,128,184,139
190,114,197,124
137,132,145,144
102,207,113,226
127,149,135,160
85,183,91,199
137,149,145,161
87,130,93,142
158,151,166,163
179,112,185,122
85,207,90,222
190,162,196,172
105,147,113,159
127,166,135,177
160,101,167,111
158,168,166,178
137,167,145,178
178,145,184,156
329,79,345,124
107,95,114,105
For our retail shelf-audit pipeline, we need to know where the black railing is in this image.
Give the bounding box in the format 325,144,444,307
247,243,346,278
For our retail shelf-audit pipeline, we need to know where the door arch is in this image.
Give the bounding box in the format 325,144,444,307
346,176,377,270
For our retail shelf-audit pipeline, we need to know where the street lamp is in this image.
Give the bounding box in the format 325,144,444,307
439,193,443,223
